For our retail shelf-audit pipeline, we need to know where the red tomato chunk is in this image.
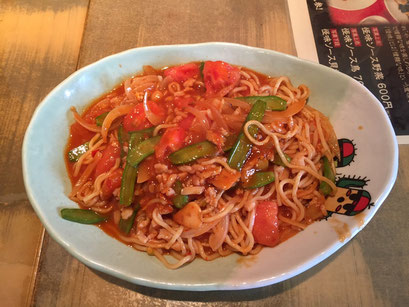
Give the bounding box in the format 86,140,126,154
179,114,194,130
164,63,200,83
123,104,151,132
155,127,187,160
252,200,280,247
203,61,240,95
101,168,123,199
174,96,194,108
123,101,165,132
95,141,121,177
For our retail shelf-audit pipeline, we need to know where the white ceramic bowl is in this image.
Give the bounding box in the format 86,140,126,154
22,43,398,290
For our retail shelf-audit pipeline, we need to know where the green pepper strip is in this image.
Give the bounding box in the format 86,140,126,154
173,195,189,209
67,142,89,162
169,141,218,165
236,96,287,111
172,180,188,208
95,112,109,126
242,171,275,189
118,125,128,159
127,135,161,167
61,208,106,224
119,164,138,206
128,127,155,147
173,180,183,194
273,152,292,167
119,204,140,234
222,134,238,152
319,156,335,196
228,100,266,171
120,131,159,206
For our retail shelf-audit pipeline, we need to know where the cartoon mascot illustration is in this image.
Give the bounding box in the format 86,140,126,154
325,176,373,217
325,138,373,217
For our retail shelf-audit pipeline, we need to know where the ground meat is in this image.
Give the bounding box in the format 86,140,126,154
166,174,178,188
136,231,149,244
191,175,205,186
121,207,134,219
148,183,157,193
157,228,173,241
192,164,205,172
199,166,222,179
154,163,169,173
205,187,218,207
165,188,175,197
136,213,150,229
178,165,194,173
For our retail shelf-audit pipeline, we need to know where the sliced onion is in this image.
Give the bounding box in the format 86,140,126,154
216,83,236,97
143,91,162,125
225,119,243,132
124,78,136,102
124,75,159,94
185,106,210,130
223,97,251,111
221,102,235,114
159,75,173,90
189,122,207,140
197,100,229,131
223,114,246,122
143,65,158,75
132,75,160,86
136,159,153,183
181,186,205,195
223,113,246,133
101,104,134,141
209,215,229,251
70,107,101,132
263,98,306,123
135,83,156,92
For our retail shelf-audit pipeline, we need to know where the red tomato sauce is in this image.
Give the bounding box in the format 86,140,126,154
65,63,301,247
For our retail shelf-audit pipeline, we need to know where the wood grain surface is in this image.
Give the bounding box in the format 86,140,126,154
0,0,88,306
1,0,408,306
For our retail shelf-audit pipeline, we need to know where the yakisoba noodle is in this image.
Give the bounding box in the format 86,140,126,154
64,61,339,269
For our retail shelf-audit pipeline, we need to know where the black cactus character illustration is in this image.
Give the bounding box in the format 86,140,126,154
335,138,356,168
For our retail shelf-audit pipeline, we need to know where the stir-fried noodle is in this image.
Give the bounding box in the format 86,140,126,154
65,61,339,269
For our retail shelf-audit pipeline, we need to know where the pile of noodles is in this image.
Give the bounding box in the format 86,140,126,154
68,64,339,269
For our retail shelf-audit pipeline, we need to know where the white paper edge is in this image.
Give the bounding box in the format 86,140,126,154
287,0,408,144
397,135,409,143
287,0,319,63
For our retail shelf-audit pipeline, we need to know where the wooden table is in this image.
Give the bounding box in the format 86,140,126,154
1,1,408,306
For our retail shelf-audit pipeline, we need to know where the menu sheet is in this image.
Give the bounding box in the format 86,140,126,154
288,0,409,144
